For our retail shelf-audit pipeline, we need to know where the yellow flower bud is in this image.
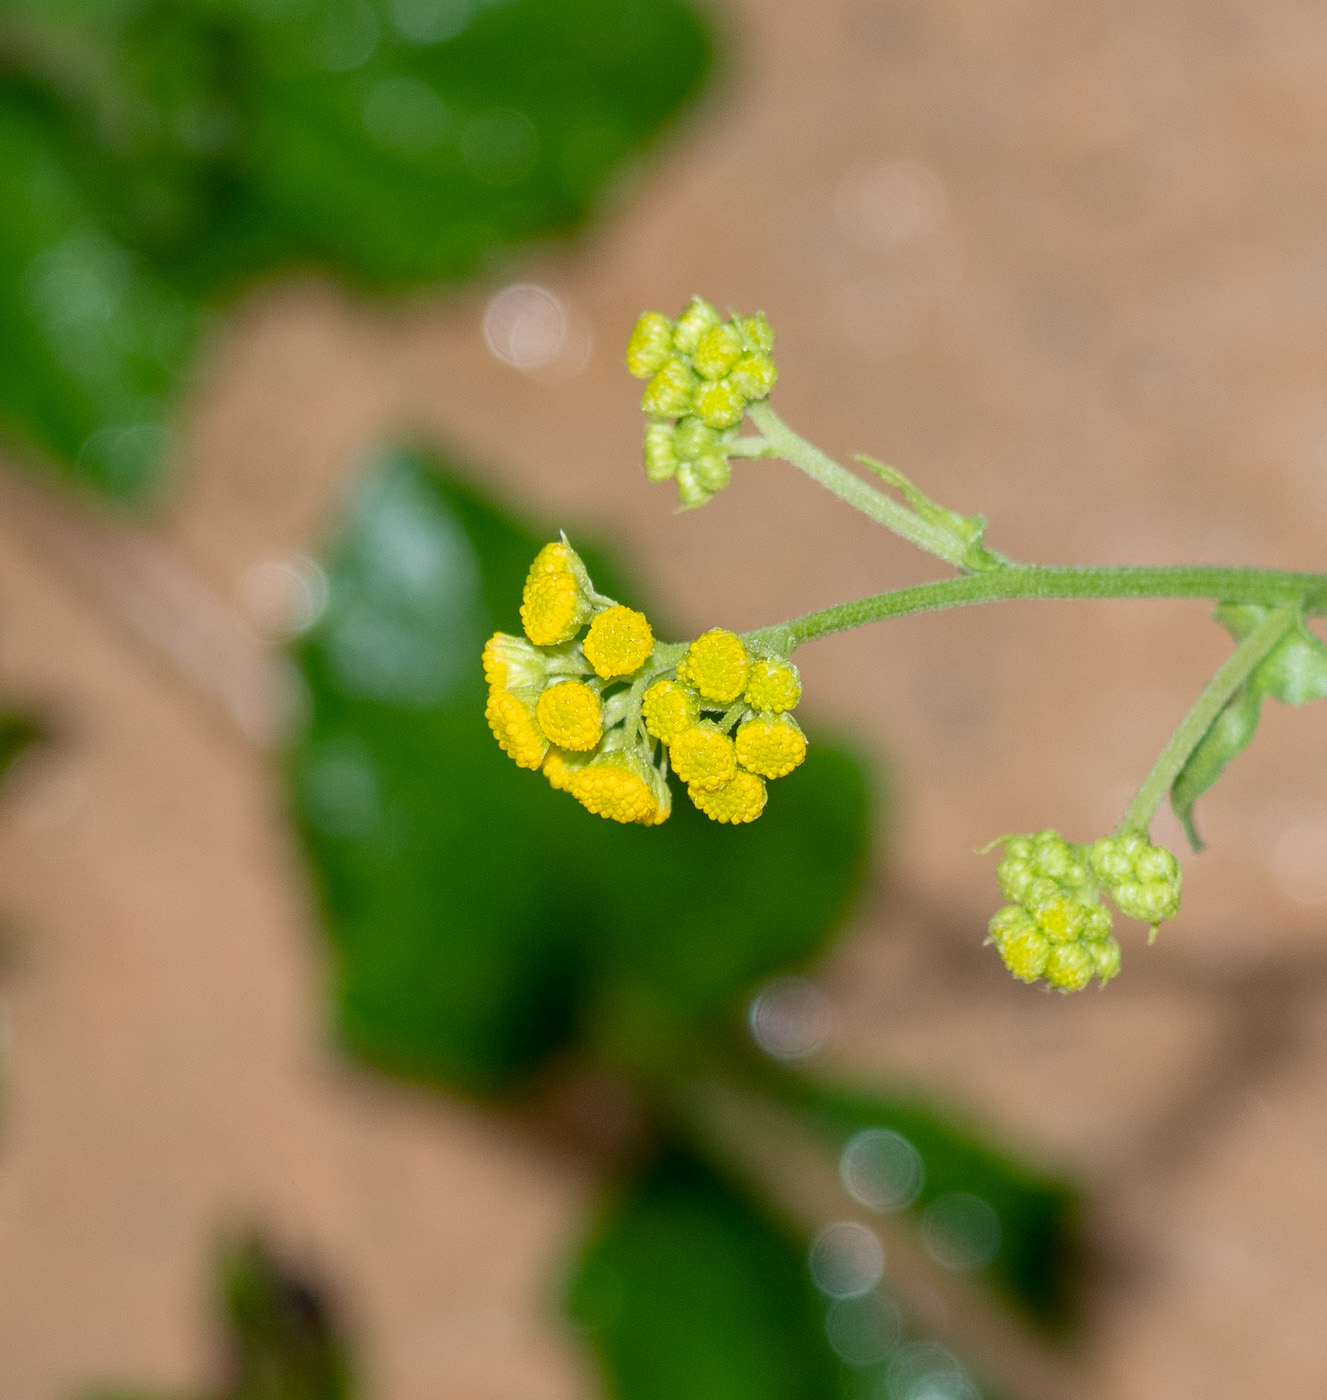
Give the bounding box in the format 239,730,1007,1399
735,713,807,780
688,769,767,824
692,323,744,381
642,679,699,742
672,297,721,354
536,681,603,752
521,569,590,646
482,631,545,693
641,358,697,417
694,377,747,430
678,629,750,704
583,605,654,679
527,541,574,582
743,658,801,712
692,452,732,493
674,416,719,458
988,906,1048,983
669,721,737,791
626,311,674,378
675,462,711,510
486,689,549,770
736,312,774,355
569,749,670,825
543,749,588,791
1045,943,1095,992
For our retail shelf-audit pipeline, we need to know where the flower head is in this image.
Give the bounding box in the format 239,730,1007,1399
642,679,699,743
583,605,654,679
485,689,548,770
734,713,806,780
744,658,801,712
669,721,737,791
536,681,603,752
569,744,671,825
688,769,767,824
678,629,750,704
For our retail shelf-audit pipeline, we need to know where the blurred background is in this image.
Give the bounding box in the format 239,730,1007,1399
1,0,1327,1397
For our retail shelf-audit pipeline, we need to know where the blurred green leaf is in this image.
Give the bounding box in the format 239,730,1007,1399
772,1076,1081,1331
1171,605,1327,849
0,0,713,492
0,711,41,778
0,77,204,500
290,445,873,1094
84,1233,353,1400
566,1152,850,1400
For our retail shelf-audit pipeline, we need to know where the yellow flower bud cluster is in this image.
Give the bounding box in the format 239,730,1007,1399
626,298,778,509
644,631,806,825
485,547,809,829
484,541,669,826
986,828,1182,992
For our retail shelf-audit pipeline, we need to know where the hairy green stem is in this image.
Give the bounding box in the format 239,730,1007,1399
740,565,1327,652
746,402,973,569
1118,607,1297,834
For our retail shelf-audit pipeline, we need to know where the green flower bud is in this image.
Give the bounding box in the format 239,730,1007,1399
695,377,747,429
641,357,698,417
736,312,775,355
672,297,721,354
626,311,674,378
675,461,711,509
1045,942,1095,992
1091,937,1122,984
643,422,678,482
693,323,744,380
1112,879,1180,926
729,352,778,402
674,416,720,459
1088,832,1145,884
692,451,732,493
989,907,1049,983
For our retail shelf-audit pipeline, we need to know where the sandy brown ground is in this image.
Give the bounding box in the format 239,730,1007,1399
2,0,1327,1395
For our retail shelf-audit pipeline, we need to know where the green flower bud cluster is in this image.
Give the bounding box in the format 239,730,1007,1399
626,298,778,509
986,828,1181,992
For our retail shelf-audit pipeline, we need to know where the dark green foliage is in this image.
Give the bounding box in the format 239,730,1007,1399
771,1077,1081,1332
0,0,714,497
85,1234,353,1400
290,445,873,1092
566,1153,848,1400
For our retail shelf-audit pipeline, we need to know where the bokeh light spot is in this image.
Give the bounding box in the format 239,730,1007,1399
747,976,834,1060
920,1193,1001,1272
840,1127,924,1212
808,1221,884,1299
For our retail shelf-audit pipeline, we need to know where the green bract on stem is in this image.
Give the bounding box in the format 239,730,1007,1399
1117,607,1298,835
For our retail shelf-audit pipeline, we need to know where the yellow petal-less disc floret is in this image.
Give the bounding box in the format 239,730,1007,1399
694,378,747,430
689,769,767,824
642,679,699,743
483,632,545,693
536,681,603,752
692,323,744,381
744,658,802,712
669,722,737,791
526,541,574,582
583,605,654,679
626,312,674,379
543,750,588,791
569,750,670,825
735,713,807,780
485,690,548,770
521,570,589,647
678,629,750,704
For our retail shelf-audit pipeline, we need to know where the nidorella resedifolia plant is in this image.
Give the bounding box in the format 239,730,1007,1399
485,297,1327,994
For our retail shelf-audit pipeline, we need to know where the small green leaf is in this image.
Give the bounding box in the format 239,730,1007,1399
772,1076,1081,1331
290,446,874,1093
853,455,1004,571
1171,605,1327,849
566,1152,848,1400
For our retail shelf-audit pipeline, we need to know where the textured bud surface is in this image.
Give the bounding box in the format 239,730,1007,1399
1045,942,1095,992
642,680,699,743
678,629,751,703
693,323,743,380
543,750,587,791
729,352,778,401
669,722,738,791
695,377,747,429
626,311,674,378
527,541,574,582
744,659,801,712
583,606,654,678
485,690,548,770
569,752,668,825
641,358,697,417
735,713,807,779
643,421,678,482
536,681,603,752
521,570,587,646
482,631,545,693
672,297,721,353
689,769,767,824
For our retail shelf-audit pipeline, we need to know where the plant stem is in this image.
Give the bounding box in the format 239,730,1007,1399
1118,607,1297,834
746,402,973,569
739,565,1327,652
